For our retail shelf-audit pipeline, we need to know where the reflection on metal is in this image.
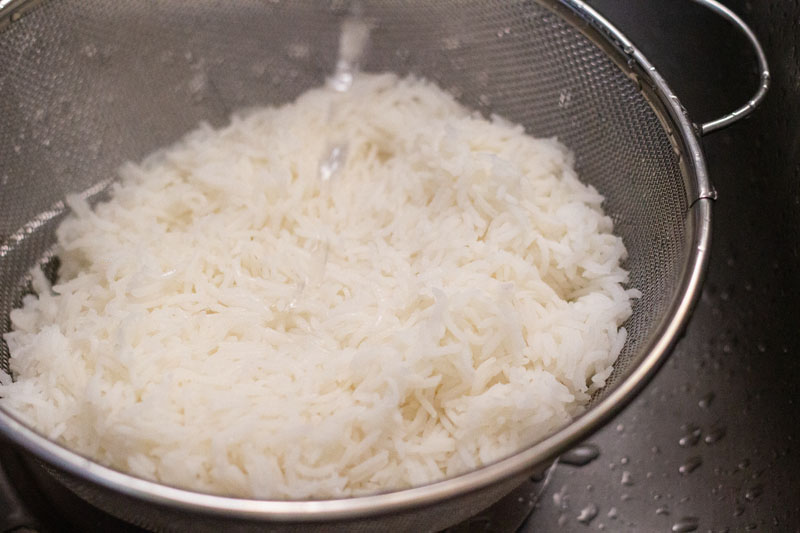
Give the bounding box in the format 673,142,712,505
0,0,43,31
691,0,771,135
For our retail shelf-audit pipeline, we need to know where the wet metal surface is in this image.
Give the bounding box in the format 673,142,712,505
521,1,800,531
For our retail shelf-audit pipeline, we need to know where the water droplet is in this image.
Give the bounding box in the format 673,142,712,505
621,493,632,502
757,342,766,353
319,144,347,182
671,517,699,532
679,456,703,475
656,506,670,516
722,341,737,356
738,458,751,470
82,43,98,58
287,42,310,60
560,444,600,466
744,484,763,502
329,17,370,92
552,486,569,510
621,471,634,486
698,392,715,409
620,456,629,465
607,507,618,519
679,424,702,447
13,145,21,154
577,503,598,525
616,423,625,433
704,426,727,445
442,36,460,50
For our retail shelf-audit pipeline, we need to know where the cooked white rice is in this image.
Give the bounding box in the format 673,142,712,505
0,73,637,499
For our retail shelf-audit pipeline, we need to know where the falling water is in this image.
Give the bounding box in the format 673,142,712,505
328,16,370,93
291,11,369,305
319,144,347,183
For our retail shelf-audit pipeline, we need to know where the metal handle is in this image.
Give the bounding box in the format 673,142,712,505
692,0,770,136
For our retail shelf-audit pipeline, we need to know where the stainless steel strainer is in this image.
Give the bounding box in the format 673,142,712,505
0,0,769,531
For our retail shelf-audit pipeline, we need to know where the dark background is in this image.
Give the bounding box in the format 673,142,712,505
522,0,800,531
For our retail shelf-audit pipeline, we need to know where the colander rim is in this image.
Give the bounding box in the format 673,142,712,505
0,0,712,522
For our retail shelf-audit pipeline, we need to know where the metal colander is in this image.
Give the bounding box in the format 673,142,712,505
0,0,768,531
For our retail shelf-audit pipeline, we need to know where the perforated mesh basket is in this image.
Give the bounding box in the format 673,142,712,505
0,0,766,531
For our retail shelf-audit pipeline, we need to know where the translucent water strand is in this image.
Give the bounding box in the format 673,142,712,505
309,15,369,285
321,15,370,188
329,16,370,93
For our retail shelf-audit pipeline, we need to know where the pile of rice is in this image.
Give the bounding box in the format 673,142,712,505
1,73,636,499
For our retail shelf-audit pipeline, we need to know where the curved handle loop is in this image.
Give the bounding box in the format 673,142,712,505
692,0,770,136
